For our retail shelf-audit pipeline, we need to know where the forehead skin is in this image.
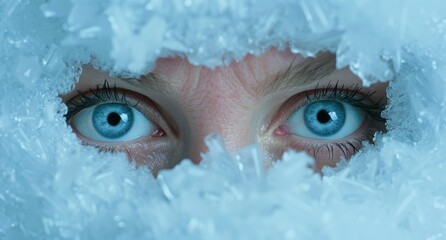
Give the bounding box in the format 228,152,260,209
152,49,304,99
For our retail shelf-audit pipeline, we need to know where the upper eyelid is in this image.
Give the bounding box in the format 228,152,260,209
64,81,133,119
300,81,386,111
267,83,386,132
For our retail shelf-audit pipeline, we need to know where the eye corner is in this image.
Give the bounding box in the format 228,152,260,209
273,124,290,137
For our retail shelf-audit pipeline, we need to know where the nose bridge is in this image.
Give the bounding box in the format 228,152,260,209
187,95,247,163
184,69,252,163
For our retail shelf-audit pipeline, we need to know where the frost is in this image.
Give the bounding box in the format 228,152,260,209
1,0,446,239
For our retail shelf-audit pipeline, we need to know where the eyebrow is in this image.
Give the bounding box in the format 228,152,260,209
258,52,337,96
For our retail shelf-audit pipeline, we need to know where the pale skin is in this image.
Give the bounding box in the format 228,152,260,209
63,48,388,175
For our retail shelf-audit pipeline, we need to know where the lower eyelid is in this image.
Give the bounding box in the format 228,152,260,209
77,135,182,174
106,137,183,173
267,115,384,169
267,137,364,170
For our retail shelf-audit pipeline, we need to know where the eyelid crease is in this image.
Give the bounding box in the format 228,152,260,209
121,72,174,96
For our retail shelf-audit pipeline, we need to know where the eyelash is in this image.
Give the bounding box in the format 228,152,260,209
300,81,386,121
65,80,136,120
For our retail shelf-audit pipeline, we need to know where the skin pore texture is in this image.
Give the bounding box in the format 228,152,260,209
63,48,388,175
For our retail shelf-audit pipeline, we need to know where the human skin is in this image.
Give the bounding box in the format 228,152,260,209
63,48,387,175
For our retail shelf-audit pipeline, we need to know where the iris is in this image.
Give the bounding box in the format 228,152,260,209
303,100,346,136
92,103,134,138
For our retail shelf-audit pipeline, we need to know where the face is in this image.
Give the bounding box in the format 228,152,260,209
62,48,387,175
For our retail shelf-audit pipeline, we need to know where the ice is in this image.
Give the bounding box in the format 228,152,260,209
1,0,446,239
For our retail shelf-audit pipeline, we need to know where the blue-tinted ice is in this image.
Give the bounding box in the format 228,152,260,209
1,0,446,239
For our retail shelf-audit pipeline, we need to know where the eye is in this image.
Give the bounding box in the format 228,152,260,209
71,103,156,142
287,100,366,140
64,80,183,175
269,82,387,171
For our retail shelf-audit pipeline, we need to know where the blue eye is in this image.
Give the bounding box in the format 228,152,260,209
71,103,156,142
92,103,134,138
288,100,366,140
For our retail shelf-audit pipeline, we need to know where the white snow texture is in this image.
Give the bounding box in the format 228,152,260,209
1,0,446,239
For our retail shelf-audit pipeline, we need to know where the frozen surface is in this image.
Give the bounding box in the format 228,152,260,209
1,0,446,239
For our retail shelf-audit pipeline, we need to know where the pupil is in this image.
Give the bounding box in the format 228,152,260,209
317,110,331,124
107,112,121,126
